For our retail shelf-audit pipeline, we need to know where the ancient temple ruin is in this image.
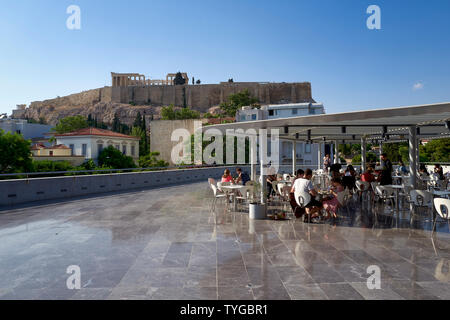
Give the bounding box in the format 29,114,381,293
111,72,189,87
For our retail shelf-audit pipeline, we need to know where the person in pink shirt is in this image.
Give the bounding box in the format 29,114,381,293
221,169,235,183
322,178,344,219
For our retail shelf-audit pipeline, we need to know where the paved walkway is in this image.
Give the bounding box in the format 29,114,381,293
0,182,449,300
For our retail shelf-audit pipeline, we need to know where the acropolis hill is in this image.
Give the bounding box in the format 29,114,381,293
17,72,315,126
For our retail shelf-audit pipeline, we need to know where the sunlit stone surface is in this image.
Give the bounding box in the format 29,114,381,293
0,182,449,300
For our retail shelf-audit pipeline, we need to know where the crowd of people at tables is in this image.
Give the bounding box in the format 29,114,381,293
219,153,448,223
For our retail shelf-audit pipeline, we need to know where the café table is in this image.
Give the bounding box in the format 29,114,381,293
385,184,404,226
220,184,247,212
432,190,450,198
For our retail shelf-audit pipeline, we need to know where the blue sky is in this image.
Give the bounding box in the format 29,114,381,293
0,0,449,115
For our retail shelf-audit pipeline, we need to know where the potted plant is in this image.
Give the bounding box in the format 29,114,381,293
248,180,268,220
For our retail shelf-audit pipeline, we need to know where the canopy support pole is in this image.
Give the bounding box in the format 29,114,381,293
361,137,367,173
260,131,267,205
292,141,297,175
408,126,417,188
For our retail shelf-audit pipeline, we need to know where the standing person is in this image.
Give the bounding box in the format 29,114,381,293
235,167,250,185
323,154,332,172
379,153,393,185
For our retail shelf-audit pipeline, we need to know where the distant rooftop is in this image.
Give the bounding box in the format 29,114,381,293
53,127,140,140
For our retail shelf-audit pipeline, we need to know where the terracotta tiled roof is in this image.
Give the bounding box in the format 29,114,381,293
31,143,70,150
53,127,139,140
52,144,70,149
31,143,46,150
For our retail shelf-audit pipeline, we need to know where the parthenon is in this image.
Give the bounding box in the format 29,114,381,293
111,72,189,87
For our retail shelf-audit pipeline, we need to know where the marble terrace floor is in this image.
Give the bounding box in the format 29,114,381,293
0,181,449,300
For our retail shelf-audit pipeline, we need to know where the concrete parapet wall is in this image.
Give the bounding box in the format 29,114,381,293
0,166,248,208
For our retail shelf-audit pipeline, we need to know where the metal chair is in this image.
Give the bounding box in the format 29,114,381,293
209,183,227,212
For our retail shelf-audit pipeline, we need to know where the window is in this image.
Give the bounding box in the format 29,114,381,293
131,145,135,156
240,115,246,122
49,151,53,156
16,130,21,134
122,145,127,155
115,145,120,150
305,143,311,153
268,110,274,116
292,109,298,115
98,144,103,154
82,144,87,156
69,144,75,155
251,114,257,120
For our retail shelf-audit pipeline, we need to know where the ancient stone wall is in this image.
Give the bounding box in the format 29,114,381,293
105,82,313,112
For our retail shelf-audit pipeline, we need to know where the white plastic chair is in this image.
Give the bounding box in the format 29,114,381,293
356,180,370,201
209,183,227,212
432,198,450,236
410,189,433,224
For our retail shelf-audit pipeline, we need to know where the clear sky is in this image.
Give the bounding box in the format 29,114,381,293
0,0,449,115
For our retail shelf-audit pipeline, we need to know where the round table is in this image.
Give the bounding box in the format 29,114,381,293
221,184,247,212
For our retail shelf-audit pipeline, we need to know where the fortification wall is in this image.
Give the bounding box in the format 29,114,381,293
105,82,313,112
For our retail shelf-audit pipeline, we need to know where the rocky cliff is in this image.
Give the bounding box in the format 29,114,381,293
19,81,314,126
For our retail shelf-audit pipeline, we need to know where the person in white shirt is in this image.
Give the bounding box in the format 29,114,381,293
291,169,322,220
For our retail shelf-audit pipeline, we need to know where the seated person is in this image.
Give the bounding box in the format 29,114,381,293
322,178,345,219
398,161,408,175
291,169,322,221
361,167,375,182
235,167,250,185
433,164,445,181
289,169,305,217
221,169,235,183
342,165,356,191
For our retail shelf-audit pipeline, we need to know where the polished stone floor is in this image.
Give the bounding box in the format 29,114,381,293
0,182,449,300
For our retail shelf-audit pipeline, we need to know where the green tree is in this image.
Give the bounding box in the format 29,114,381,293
220,89,259,117
160,105,200,120
352,152,377,165
32,160,74,172
419,138,450,162
0,130,33,174
133,112,143,128
131,126,147,157
98,146,136,169
139,152,169,168
112,113,121,132
51,115,88,134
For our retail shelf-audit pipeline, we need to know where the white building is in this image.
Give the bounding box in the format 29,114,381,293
54,128,140,163
236,103,331,166
0,118,53,140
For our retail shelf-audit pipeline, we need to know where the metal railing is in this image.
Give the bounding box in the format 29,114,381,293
0,164,236,180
